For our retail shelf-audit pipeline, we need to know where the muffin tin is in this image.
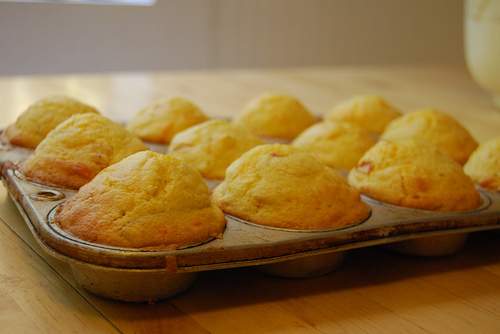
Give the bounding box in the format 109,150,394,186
1,142,500,302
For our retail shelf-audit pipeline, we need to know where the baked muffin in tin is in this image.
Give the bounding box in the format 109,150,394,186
464,136,500,192
234,93,318,141
19,113,148,189
380,108,478,165
54,150,226,249
1,95,100,149
168,119,265,180
213,143,370,230
126,97,210,144
291,120,376,171
324,94,402,135
348,139,482,211
212,143,370,277
348,139,483,256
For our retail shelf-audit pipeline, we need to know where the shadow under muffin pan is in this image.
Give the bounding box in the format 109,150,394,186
2,167,500,302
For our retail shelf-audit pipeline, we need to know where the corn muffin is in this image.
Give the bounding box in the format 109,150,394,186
463,136,500,192
126,97,210,144
348,139,483,211
233,93,318,140
324,94,402,135
1,95,100,148
54,150,226,249
380,108,478,164
19,113,148,189
291,120,376,170
168,119,265,180
212,143,370,230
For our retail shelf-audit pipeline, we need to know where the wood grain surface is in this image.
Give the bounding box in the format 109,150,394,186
1,65,500,333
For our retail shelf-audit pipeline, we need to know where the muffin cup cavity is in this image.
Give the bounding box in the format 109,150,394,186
255,251,346,278
382,232,469,257
42,240,199,303
70,263,198,303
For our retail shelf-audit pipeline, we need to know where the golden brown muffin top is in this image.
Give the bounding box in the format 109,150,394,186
126,97,210,144
233,93,318,140
324,94,402,135
19,113,148,189
348,139,483,211
212,143,370,230
380,108,478,165
168,119,265,180
2,95,100,148
291,120,376,170
464,136,500,192
55,151,226,249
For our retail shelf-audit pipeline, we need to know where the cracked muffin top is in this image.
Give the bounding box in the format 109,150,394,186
348,139,482,211
2,95,100,148
55,150,226,249
212,143,370,230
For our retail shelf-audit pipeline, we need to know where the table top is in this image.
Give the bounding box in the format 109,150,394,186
1,65,500,333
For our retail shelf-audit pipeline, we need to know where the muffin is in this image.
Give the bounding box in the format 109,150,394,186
19,113,148,189
291,120,376,170
126,97,210,144
463,136,500,192
233,93,318,140
348,139,483,256
348,139,483,212
1,95,100,148
324,94,402,135
212,143,370,230
168,120,265,180
54,150,226,249
380,108,478,164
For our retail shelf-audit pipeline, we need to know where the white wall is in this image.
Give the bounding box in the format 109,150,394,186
0,0,464,76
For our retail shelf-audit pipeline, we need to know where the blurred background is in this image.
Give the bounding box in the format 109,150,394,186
0,0,464,76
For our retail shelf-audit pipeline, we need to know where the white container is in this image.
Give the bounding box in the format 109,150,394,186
464,0,500,109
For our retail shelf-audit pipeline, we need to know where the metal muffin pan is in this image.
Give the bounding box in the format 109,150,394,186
2,163,500,301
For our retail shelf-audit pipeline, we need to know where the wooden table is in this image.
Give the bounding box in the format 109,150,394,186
1,65,500,333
